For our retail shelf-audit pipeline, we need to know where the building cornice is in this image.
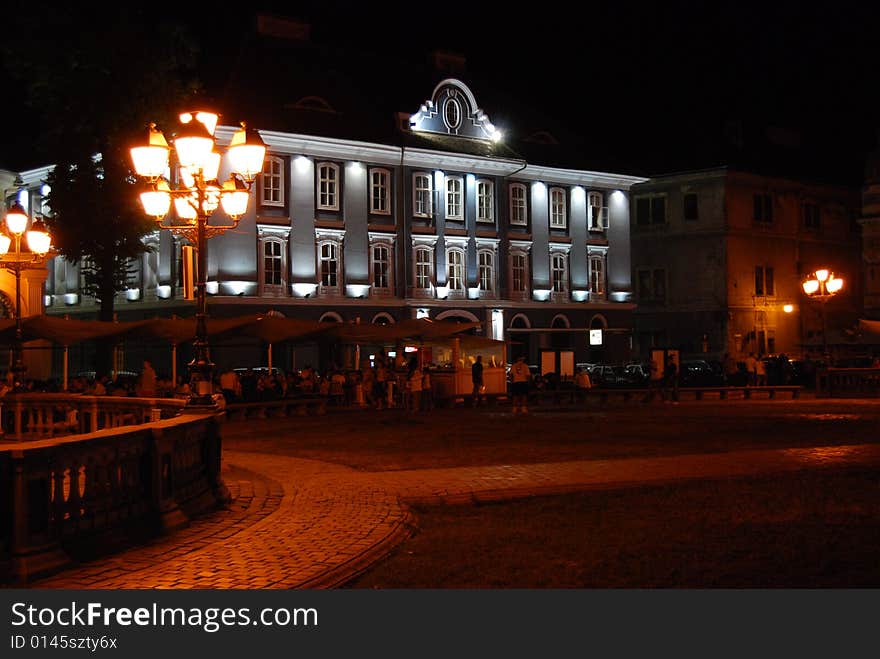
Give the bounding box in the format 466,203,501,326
514,166,647,190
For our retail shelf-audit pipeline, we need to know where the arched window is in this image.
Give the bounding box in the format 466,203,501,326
477,249,495,294
589,253,606,298
318,241,340,293
260,156,284,207
320,312,343,323
372,312,395,325
551,252,568,295
446,248,465,294
371,243,393,293
414,245,434,291
316,162,340,210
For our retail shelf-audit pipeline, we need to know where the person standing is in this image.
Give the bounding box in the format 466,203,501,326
408,356,423,413
755,356,767,386
510,355,530,414
471,355,484,406
745,352,758,387
137,359,157,397
575,366,592,404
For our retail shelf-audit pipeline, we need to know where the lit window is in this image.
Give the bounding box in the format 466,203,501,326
477,179,494,222
415,247,434,289
478,250,494,293
414,173,433,217
317,162,340,210
446,176,463,219
550,188,566,228
370,168,391,215
551,253,568,293
510,183,527,225
447,249,465,292
260,156,284,207
372,244,392,291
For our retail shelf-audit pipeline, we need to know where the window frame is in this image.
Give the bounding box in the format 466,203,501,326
370,242,393,293
802,202,820,229
683,192,699,221
414,245,435,292
317,240,341,294
260,155,285,207
549,187,567,228
550,252,569,294
445,175,463,219
589,253,606,298
476,178,495,223
477,248,495,294
635,193,667,226
588,191,607,231
753,192,774,224
446,247,466,295
509,183,528,226
369,167,391,215
413,172,433,217
316,162,340,211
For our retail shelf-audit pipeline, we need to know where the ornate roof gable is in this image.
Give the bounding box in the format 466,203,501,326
409,79,500,142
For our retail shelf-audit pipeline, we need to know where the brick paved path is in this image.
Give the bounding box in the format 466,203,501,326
32,442,880,589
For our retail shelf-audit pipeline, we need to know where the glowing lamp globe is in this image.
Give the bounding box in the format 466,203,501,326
26,218,52,255
826,277,843,294
140,181,172,219
173,118,215,172
130,124,170,179
802,279,819,295
227,123,266,182
174,197,198,221
5,202,29,235
220,179,249,218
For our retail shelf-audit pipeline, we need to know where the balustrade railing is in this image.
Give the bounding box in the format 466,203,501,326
820,368,880,398
0,403,225,584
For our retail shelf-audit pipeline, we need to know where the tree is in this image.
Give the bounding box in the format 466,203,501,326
3,2,202,321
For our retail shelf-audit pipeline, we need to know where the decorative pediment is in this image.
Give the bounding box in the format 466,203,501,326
409,79,500,142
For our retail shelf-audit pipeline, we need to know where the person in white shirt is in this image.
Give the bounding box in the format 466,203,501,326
510,356,531,414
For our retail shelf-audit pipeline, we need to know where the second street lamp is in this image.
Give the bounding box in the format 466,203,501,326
130,110,266,406
0,202,53,390
802,268,844,363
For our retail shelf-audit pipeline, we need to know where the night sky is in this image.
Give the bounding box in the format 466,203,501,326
3,1,879,183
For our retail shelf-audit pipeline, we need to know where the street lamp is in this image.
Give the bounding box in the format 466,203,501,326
802,268,844,363
130,110,265,406
0,202,53,389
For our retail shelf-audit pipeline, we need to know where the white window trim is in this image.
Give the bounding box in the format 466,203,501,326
260,155,285,207
258,225,290,297
476,248,495,295
315,227,345,295
476,178,495,223
549,243,571,298
588,249,606,299
549,187,567,228
509,183,528,226
445,247,467,296
413,171,433,217
369,231,397,296
369,168,391,215
412,235,438,296
316,162,340,211
445,175,463,220
588,191,608,231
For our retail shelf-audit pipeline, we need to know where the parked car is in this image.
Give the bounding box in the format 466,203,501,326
589,364,626,387
679,360,724,387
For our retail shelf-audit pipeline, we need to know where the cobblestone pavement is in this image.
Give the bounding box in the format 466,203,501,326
32,434,880,589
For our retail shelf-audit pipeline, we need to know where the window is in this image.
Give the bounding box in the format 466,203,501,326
477,249,494,293
588,192,607,231
550,188,567,228
509,183,528,225
755,266,775,296
511,252,529,296
414,247,434,290
444,97,462,130
369,168,391,215
683,192,699,221
803,202,820,229
263,240,283,287
635,194,667,225
477,179,494,222
446,176,463,219
551,253,568,293
447,249,465,293
319,242,339,289
753,193,773,223
638,268,666,302
260,156,284,207
589,254,605,297
372,244,392,292
413,172,433,217
317,162,340,210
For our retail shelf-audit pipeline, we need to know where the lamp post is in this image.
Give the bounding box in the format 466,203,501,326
802,268,844,363
130,110,265,406
0,202,53,390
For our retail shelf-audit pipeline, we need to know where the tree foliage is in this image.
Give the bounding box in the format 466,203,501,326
3,2,203,320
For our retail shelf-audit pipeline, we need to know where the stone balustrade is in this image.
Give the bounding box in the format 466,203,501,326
821,368,880,398
0,405,226,584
